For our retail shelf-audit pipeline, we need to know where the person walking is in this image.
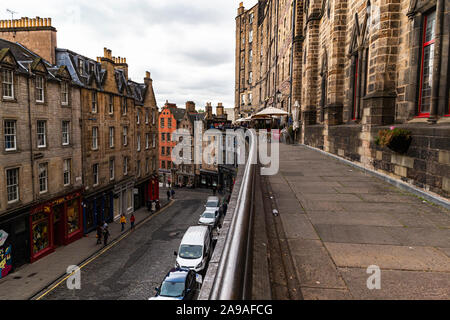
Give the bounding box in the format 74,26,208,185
167,189,171,201
130,214,136,231
96,223,103,245
103,225,110,247
171,189,175,199
120,214,127,232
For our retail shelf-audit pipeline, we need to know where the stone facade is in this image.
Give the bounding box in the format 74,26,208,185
236,0,450,198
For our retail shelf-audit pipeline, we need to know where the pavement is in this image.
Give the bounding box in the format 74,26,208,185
265,143,450,300
0,188,171,300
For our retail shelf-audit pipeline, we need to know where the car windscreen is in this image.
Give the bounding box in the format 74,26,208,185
206,201,219,208
179,245,203,260
202,212,216,219
160,281,185,298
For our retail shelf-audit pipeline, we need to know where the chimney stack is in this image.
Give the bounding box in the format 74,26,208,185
216,103,224,116
238,2,245,15
186,101,196,113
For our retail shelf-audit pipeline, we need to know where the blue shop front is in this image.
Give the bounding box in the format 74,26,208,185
82,189,114,234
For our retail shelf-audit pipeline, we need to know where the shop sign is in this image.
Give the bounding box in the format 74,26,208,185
0,231,12,279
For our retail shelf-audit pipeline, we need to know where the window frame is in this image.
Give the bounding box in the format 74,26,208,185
63,159,71,186
109,127,115,148
93,163,99,186
2,68,14,100
37,120,47,148
4,119,17,151
6,167,19,203
92,126,99,150
35,75,45,103
38,162,48,194
62,120,70,146
61,81,69,106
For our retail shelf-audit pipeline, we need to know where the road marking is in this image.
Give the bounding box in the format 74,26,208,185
34,201,175,300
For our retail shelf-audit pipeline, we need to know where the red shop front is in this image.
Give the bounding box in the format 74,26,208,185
148,176,160,201
29,191,83,263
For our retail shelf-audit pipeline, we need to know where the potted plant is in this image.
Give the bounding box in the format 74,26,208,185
375,127,412,154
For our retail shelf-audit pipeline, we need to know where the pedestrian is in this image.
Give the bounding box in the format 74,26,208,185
223,201,228,216
120,214,127,232
171,189,175,199
167,189,171,201
213,186,217,196
130,214,136,231
96,223,103,245
156,200,161,211
103,225,110,247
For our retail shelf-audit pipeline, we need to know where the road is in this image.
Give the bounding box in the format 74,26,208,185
41,189,214,300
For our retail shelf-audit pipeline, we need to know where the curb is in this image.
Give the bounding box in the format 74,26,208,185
298,143,450,210
28,200,173,300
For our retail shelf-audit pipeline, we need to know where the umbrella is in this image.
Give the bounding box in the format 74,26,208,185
255,107,289,117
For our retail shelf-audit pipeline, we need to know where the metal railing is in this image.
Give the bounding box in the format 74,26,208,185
199,130,257,300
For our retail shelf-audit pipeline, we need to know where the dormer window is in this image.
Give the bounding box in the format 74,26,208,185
2,69,14,99
78,59,84,75
36,75,45,103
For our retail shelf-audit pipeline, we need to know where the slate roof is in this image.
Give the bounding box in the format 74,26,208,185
171,108,186,122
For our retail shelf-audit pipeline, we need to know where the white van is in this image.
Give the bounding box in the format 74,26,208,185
175,226,212,273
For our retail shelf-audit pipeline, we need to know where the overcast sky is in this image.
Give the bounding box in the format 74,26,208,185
1,0,258,110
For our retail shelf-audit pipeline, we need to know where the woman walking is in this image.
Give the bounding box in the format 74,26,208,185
130,214,136,231
120,214,127,232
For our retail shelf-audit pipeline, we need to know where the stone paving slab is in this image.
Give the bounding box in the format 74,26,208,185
269,143,450,300
325,243,450,272
339,268,450,300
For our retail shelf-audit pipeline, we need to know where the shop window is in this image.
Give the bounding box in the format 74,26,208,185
2,69,14,99
67,198,80,235
418,11,436,117
32,212,49,255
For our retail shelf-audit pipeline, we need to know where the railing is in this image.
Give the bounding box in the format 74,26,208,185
199,130,257,300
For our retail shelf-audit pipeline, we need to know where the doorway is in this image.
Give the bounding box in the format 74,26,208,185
53,204,65,247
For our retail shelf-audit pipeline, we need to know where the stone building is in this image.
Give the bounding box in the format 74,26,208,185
236,0,450,198
0,16,160,268
158,102,186,187
0,38,83,265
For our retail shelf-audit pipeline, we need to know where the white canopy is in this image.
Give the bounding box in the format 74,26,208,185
235,117,251,122
255,107,289,117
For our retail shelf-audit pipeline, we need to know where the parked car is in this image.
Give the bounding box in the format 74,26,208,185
149,268,202,301
205,196,221,215
175,226,212,273
198,208,220,228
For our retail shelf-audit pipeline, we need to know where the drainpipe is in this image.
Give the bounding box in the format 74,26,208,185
289,0,297,116
27,67,36,199
428,0,444,124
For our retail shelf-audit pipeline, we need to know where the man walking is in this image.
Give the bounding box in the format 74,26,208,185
120,214,127,232
103,225,110,247
130,214,136,231
171,189,175,199
167,189,171,201
96,223,103,245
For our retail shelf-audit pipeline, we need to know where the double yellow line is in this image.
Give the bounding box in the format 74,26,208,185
34,201,174,300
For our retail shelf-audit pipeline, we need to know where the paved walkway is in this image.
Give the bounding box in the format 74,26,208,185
0,189,171,300
268,143,450,300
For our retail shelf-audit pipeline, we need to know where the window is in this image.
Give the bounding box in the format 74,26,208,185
37,121,46,148
92,91,98,113
122,97,128,115
93,164,99,186
36,75,44,102
241,94,246,105
6,168,19,203
2,69,14,99
249,49,253,63
123,157,128,175
109,159,115,180
63,159,71,186
418,11,436,117
167,133,171,141
146,158,149,174
39,163,48,194
168,118,172,128
153,134,156,148
152,109,156,125
249,30,253,43
61,82,69,105
146,133,150,149
161,133,165,141
137,110,140,124
92,127,98,150
249,13,254,24
78,59,84,75
137,134,141,152
123,127,128,146
162,146,165,155
4,120,16,151
160,117,165,128
249,71,253,84
109,127,115,148
109,94,114,114
62,121,70,145
168,161,172,170
145,109,149,124
162,160,166,169
137,160,141,177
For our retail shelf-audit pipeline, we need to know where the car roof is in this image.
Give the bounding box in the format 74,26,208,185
164,268,190,283
203,208,218,213
181,226,209,245
207,197,219,202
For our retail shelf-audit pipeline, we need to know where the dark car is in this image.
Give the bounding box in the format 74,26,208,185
149,268,202,301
